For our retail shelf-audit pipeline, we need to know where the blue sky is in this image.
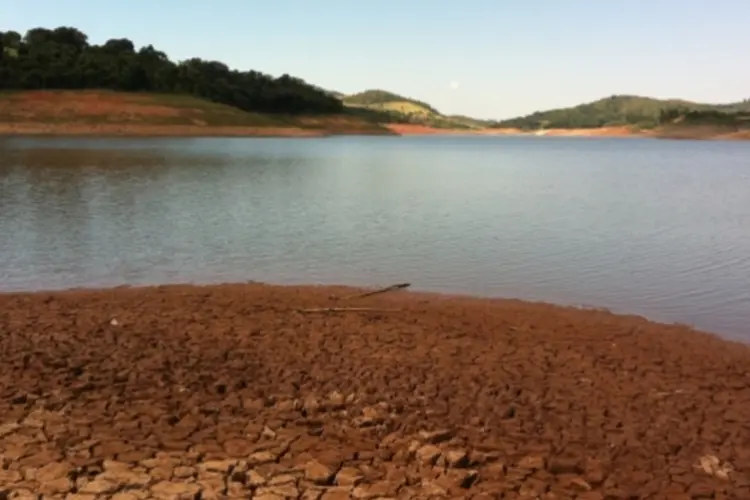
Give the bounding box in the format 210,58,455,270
4,0,750,119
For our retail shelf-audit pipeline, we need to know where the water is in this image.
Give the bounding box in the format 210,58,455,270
1,135,749,340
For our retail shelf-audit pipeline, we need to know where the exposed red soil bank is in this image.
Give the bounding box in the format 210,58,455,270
1,283,749,498
0,91,393,137
0,122,331,138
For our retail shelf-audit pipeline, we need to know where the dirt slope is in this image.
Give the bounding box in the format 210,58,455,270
0,91,392,137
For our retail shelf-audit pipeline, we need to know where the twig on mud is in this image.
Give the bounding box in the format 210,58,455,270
297,307,399,313
339,283,411,301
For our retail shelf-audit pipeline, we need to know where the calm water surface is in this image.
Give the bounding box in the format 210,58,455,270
1,135,749,340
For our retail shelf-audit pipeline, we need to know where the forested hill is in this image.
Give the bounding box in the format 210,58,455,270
0,26,342,114
492,95,750,130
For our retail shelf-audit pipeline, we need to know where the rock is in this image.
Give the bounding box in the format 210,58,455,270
172,466,196,479
354,406,385,427
351,481,399,499
0,470,22,483
40,476,74,495
255,484,300,498
569,477,592,491
248,450,278,466
103,460,132,472
444,449,469,468
304,460,334,485
325,391,346,410
269,474,298,485
335,466,364,486
199,459,236,474
421,479,448,496
35,461,71,482
418,429,454,444
548,456,583,474
79,477,119,495
223,438,254,457
98,469,152,488
416,444,442,465
261,426,277,439
150,481,202,499
254,495,286,500
442,469,480,489
247,469,267,487
518,455,545,470
320,487,354,500
0,423,20,438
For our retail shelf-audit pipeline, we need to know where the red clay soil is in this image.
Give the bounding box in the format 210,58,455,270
0,123,330,138
1,283,749,499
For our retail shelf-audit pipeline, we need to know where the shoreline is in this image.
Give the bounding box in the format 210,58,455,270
386,123,750,141
0,122,396,138
1,281,748,497
2,121,750,141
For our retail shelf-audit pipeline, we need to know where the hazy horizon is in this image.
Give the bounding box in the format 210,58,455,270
4,0,749,120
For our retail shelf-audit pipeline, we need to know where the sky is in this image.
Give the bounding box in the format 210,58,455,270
4,0,750,120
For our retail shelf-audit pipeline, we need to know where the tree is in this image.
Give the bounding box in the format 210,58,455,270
2,25,343,114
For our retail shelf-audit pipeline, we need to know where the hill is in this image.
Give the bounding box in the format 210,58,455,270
339,89,488,130
0,26,395,136
491,95,750,131
0,26,342,116
343,90,440,115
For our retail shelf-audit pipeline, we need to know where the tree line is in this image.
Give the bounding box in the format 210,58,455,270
0,26,343,114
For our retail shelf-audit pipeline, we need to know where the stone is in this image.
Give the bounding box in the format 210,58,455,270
172,466,196,479
444,449,469,468
223,438,254,457
247,468,267,487
269,473,298,485
418,429,454,444
416,444,442,465
354,406,385,427
199,459,236,474
255,484,300,498
335,467,363,486
421,479,448,496
518,455,545,470
150,481,202,499
40,476,74,495
304,460,334,485
351,481,399,499
79,477,119,495
0,423,20,438
0,470,22,483
249,450,278,466
320,487,354,500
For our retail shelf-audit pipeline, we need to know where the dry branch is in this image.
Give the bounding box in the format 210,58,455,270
339,283,411,301
297,307,399,313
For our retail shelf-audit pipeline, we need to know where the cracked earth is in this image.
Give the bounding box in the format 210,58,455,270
0,284,749,499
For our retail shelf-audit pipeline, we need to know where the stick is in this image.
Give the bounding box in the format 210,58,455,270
340,283,411,301
298,307,399,313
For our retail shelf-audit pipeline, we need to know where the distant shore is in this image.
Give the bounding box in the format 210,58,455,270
387,123,750,140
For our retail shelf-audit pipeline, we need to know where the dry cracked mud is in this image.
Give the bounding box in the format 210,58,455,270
1,283,749,499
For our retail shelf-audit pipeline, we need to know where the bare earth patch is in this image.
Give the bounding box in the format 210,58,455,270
0,91,393,137
1,283,749,498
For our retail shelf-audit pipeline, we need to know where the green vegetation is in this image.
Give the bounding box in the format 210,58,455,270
344,90,440,115
492,95,750,131
0,26,342,115
340,89,487,129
